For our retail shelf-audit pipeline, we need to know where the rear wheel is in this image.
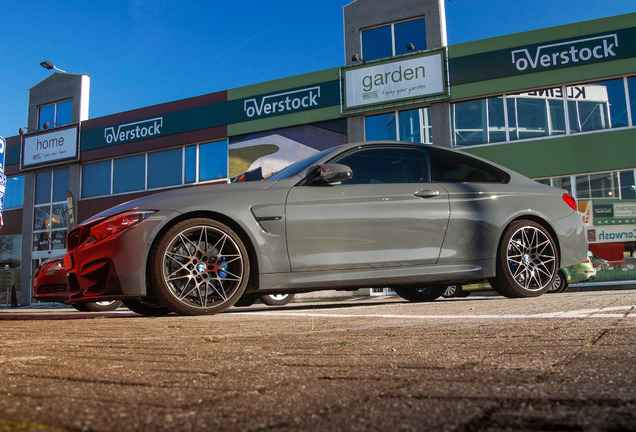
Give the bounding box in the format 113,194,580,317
122,298,172,316
72,300,123,312
393,285,446,302
443,285,472,298
260,293,295,306
234,294,258,307
149,218,250,316
490,220,558,298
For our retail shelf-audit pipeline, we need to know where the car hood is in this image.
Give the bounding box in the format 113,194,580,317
82,180,281,224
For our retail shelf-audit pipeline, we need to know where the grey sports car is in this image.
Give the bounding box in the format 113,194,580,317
63,141,587,316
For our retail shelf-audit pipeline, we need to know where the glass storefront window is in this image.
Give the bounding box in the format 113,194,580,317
148,148,182,189
628,76,636,126
35,171,52,205
80,141,228,198
568,80,628,133
53,168,69,202
488,97,507,143
184,145,197,184
3,176,25,209
620,170,636,200
361,25,392,61
452,97,507,146
365,112,397,141
399,109,421,142
38,104,55,130
366,108,430,143
513,97,565,140
56,100,73,125
33,168,69,252
576,173,620,200
199,141,228,182
394,17,426,55
38,100,72,130
452,77,636,148
0,235,22,268
361,17,426,61
82,160,112,198
113,154,145,194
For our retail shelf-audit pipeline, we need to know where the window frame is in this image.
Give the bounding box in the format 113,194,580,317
360,16,426,62
80,140,228,199
364,107,432,143
38,99,72,130
451,75,636,148
32,168,69,252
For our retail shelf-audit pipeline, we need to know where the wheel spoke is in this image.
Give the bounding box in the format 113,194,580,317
161,223,245,310
506,225,556,291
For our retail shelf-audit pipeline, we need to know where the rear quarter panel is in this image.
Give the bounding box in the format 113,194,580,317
438,180,586,268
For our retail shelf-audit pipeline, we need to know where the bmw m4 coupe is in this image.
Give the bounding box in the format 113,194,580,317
63,142,587,316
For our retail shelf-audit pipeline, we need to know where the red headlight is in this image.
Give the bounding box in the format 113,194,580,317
88,211,154,242
562,193,577,211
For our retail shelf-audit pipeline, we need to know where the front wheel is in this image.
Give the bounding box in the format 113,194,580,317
148,218,250,316
490,220,558,298
392,285,446,302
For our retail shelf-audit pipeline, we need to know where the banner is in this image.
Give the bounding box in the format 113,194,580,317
344,52,446,110
22,126,78,168
0,136,5,228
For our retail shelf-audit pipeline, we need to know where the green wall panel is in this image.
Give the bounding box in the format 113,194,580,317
227,106,342,137
462,128,636,178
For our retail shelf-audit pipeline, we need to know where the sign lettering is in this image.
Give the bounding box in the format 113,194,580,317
243,87,321,119
344,52,445,109
23,127,78,168
511,34,618,72
104,117,163,144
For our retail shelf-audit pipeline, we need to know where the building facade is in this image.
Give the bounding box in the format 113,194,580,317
1,0,635,305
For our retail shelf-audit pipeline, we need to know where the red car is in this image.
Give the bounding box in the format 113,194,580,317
33,256,123,312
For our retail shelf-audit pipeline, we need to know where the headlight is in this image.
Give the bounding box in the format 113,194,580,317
87,211,155,243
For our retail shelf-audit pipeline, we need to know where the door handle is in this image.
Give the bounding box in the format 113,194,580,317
414,189,440,198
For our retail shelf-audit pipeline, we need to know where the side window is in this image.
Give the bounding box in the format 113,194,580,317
333,147,430,184
429,149,508,183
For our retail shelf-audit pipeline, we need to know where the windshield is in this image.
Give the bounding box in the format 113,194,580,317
267,149,331,181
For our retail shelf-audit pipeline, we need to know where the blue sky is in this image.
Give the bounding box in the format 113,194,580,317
0,0,634,139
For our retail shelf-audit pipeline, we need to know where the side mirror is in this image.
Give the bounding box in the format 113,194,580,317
306,163,353,185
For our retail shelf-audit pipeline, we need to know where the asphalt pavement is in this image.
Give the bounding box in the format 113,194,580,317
1,285,635,431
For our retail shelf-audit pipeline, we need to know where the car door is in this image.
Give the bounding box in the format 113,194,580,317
285,145,450,272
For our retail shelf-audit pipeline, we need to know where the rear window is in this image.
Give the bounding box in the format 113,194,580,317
429,149,508,183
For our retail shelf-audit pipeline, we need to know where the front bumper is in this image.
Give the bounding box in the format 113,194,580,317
64,217,161,303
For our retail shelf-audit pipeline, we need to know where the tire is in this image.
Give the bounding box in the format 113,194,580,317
122,298,172,316
73,300,123,312
490,220,558,298
548,269,569,293
234,294,258,307
442,285,471,298
260,293,295,306
393,285,446,302
148,218,250,316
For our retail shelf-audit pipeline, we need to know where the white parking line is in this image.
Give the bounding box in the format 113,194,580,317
250,305,635,320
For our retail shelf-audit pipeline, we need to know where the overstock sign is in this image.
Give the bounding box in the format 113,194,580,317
511,34,618,72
